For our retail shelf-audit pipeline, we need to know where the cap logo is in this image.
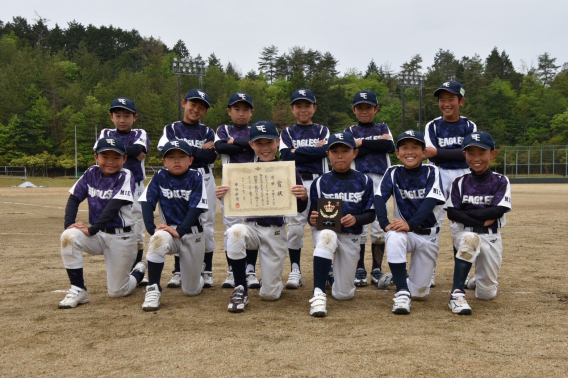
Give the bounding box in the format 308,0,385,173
299,90,306,96
238,93,246,100
443,82,450,87
171,141,180,147
359,93,367,99
334,133,344,140
198,91,206,99
106,138,116,146
472,134,480,141
118,98,126,105
405,130,415,136
256,125,266,133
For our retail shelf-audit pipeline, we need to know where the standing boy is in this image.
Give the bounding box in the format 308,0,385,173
424,81,477,286
344,90,394,287
374,131,446,315
215,92,260,289
279,89,329,289
216,121,308,313
99,97,150,276
157,89,217,288
58,137,146,308
139,140,209,311
308,132,376,317
445,131,511,315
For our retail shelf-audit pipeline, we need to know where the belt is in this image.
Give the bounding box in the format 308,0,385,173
197,167,211,174
168,224,204,234
300,172,318,181
466,226,495,234
104,226,132,234
248,221,283,228
414,226,440,236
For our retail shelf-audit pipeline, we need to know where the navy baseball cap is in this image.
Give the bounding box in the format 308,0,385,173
161,140,193,156
250,121,279,141
327,132,356,150
433,81,465,98
94,137,126,155
291,89,316,105
228,92,253,108
396,130,426,149
184,89,211,108
110,97,137,114
353,90,378,107
462,131,495,151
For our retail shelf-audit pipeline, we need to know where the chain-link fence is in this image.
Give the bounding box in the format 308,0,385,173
499,146,568,178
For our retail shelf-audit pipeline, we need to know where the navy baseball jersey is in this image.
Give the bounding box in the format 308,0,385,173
310,170,375,234
279,123,329,175
445,171,512,228
345,122,393,175
139,168,208,226
98,129,150,182
69,166,135,228
215,124,255,164
424,116,477,169
157,121,216,170
377,164,446,229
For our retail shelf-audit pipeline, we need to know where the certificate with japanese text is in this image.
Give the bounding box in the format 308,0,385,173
222,161,297,217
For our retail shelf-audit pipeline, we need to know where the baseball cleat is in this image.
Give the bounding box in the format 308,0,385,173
354,268,368,287
167,272,181,288
202,271,214,288
370,268,384,286
138,277,149,286
392,290,411,314
222,271,235,288
376,272,395,289
285,269,303,289
449,289,472,315
465,277,476,290
143,284,161,312
228,285,249,313
58,285,89,309
309,292,328,317
246,272,261,289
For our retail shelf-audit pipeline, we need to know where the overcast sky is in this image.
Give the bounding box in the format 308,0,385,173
2,0,567,75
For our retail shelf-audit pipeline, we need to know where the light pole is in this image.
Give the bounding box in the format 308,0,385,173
74,124,78,179
397,73,425,131
172,57,206,121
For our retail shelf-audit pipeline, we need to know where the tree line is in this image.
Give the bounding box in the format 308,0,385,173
0,16,567,173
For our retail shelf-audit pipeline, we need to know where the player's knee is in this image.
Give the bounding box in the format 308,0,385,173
475,282,498,300
148,230,171,251
227,224,247,259
332,291,354,301
259,291,281,301
60,228,81,250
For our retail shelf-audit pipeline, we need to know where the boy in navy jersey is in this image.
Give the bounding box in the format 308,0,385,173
215,92,260,289
308,132,375,317
279,89,330,289
99,97,150,277
58,137,147,309
375,131,445,315
157,89,217,288
139,140,209,311
424,81,477,287
445,131,511,315
345,90,394,287
216,121,308,313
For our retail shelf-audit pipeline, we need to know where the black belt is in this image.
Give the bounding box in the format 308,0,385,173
104,226,132,234
300,172,316,181
471,227,492,234
249,221,282,228
199,167,210,174
167,224,204,234
414,226,440,235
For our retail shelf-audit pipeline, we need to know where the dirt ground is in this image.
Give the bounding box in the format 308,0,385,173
0,184,567,377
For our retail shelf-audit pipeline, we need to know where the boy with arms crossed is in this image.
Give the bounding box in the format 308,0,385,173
308,132,375,317
157,89,217,288
279,89,329,289
58,137,146,308
445,131,511,315
374,131,446,315
216,121,308,313
140,140,209,311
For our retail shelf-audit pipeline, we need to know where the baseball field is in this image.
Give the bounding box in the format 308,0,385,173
1,183,567,377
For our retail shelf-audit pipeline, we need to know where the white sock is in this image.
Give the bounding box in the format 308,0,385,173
292,263,300,271
246,264,254,273
314,287,323,296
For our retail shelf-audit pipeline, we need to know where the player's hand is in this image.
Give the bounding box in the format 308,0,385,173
68,221,86,230
227,138,234,145
291,185,308,201
340,214,356,228
389,219,410,232
424,147,437,158
484,219,496,227
355,139,363,148
216,185,229,200
156,224,180,238
317,140,326,147
136,152,147,161
379,134,393,140
309,211,319,225
202,141,214,149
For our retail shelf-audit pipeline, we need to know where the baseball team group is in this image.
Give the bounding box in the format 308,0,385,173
57,80,512,317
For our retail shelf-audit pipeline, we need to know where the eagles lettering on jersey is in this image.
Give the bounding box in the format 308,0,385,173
292,139,320,148
99,128,150,182
446,171,512,228
377,164,445,229
424,116,477,170
139,168,208,227
279,123,330,175
69,166,135,228
310,170,374,235
157,121,215,170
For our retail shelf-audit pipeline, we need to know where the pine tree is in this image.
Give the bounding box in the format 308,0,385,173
258,45,278,84
364,59,379,78
537,52,560,86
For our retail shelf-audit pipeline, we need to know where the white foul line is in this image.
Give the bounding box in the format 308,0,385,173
0,201,87,212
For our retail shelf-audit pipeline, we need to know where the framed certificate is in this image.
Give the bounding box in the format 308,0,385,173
222,161,298,217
